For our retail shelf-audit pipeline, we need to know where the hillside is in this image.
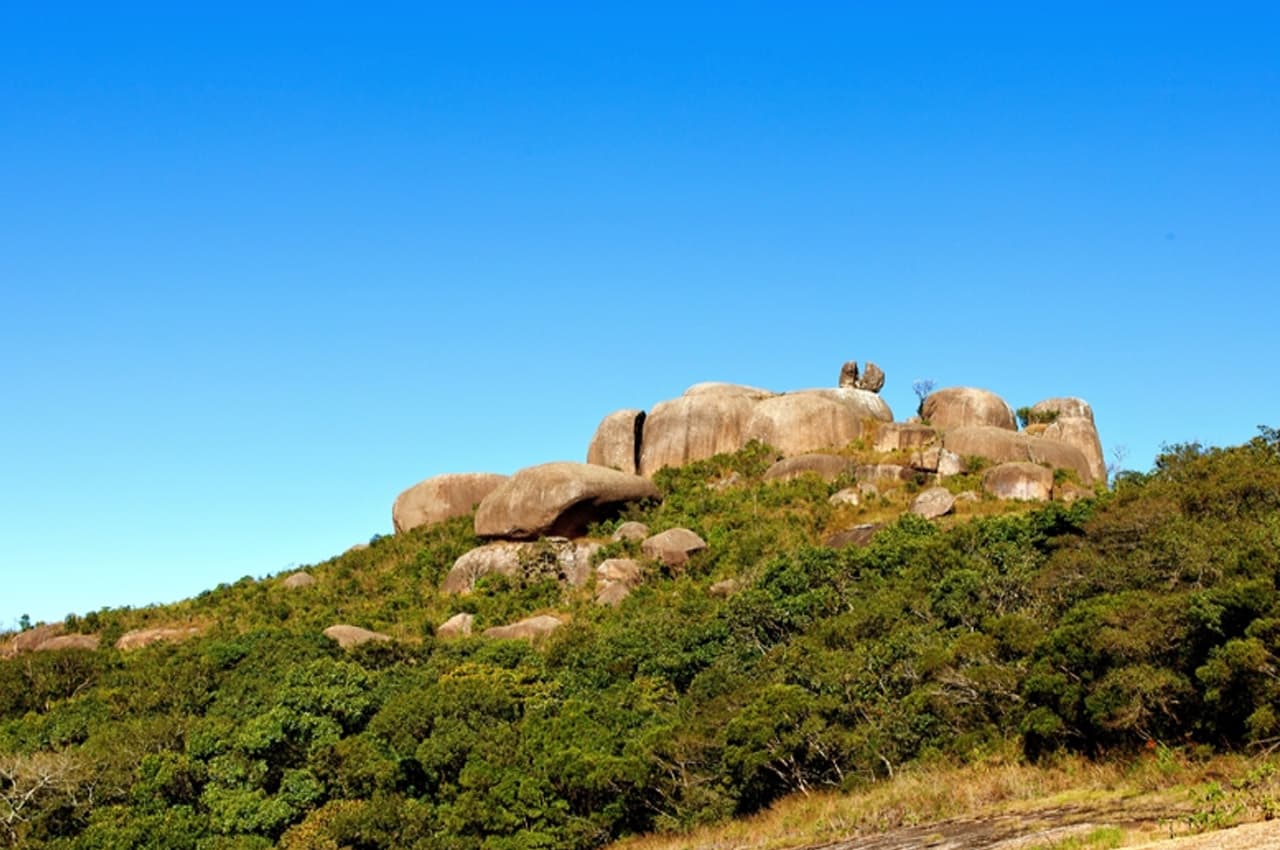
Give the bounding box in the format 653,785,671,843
2,392,1279,848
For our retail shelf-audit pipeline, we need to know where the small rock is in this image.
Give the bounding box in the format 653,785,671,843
955,490,981,503
611,521,650,542
910,486,956,519
824,524,882,549
595,583,633,606
280,571,316,589
641,528,708,568
436,613,475,639
911,447,967,477
596,558,644,586
829,487,861,507
709,579,741,597
483,614,564,641
323,625,391,648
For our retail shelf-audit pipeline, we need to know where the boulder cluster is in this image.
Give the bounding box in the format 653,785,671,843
378,360,1106,641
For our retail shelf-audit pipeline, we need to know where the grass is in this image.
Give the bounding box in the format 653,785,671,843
606,748,1280,850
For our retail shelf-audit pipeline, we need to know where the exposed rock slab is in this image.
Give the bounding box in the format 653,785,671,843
983,462,1054,501
483,614,563,641
2,623,65,657
586,409,645,474
281,571,316,589
764,453,853,483
744,394,875,457
911,447,967,477
641,528,708,568
942,426,1094,485
922,387,1017,431
475,462,659,540
873,422,938,453
855,463,916,482
323,625,391,648
829,487,862,507
824,524,882,549
1034,405,1106,484
443,538,603,594
393,472,509,534
34,634,99,652
910,486,956,519
115,627,199,651
791,388,894,423
682,382,775,399
436,613,474,639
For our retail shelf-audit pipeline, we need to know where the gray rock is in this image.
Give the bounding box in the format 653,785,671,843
982,462,1054,501
483,614,563,641
829,487,861,507
436,613,475,639
323,625,391,649
611,521,651,542
910,486,956,519
641,528,708,568
763,453,853,483
824,524,882,549
280,571,316,589
587,409,646,475
442,539,603,594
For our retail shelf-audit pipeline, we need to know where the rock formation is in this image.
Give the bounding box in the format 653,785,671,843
474,462,659,540
443,538,602,594
323,624,391,648
639,391,760,477
641,528,708,568
483,614,563,641
34,634,99,652
611,521,650,542
115,627,199,651
393,472,509,534
280,571,316,589
763,454,853,483
437,613,474,639
586,409,646,474
1030,397,1106,484
982,462,1054,501
922,387,1018,431
838,360,885,393
941,426,1094,486
595,558,644,606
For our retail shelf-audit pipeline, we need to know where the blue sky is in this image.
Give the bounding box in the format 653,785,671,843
2,4,1277,627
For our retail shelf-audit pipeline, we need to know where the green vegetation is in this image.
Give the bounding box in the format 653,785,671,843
1017,406,1062,428
2,429,1279,849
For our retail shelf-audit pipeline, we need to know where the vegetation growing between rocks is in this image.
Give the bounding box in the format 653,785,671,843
1,428,1279,849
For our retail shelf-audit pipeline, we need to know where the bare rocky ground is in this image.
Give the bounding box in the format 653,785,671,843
801,804,1279,850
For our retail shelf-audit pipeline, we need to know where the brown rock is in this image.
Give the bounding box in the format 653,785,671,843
323,624,391,648
829,487,861,507
910,486,956,519
857,362,885,393
791,388,894,423
744,394,874,457
639,393,758,476
34,634,99,652
682,382,776,399
436,613,475,639
911,447,967,477
280,571,316,589
1030,397,1096,422
873,422,938,453
115,627,199,651
1037,413,1106,485
942,426,1094,485
586,409,646,474
475,462,659,540
2,622,65,657
982,462,1054,501
483,614,564,641
611,521,650,542
764,453,853,483
596,558,644,587
641,528,708,568
393,472,509,534
442,539,603,594
824,524,882,548
856,463,916,482
922,387,1017,431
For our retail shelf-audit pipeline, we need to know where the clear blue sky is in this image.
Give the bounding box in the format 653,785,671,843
3,4,1277,628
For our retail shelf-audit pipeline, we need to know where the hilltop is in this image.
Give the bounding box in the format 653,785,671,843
2,364,1279,850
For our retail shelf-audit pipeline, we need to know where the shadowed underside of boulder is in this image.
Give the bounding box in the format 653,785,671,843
393,472,509,534
475,462,660,540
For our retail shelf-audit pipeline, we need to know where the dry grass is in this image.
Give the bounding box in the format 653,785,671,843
607,750,1280,850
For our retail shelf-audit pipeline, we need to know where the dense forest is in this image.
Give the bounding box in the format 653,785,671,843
2,428,1279,850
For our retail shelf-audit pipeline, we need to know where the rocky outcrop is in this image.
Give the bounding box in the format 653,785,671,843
791,388,894,423
2,623,65,657
855,463,916,482
682,382,776,399
641,528,708,568
34,634,99,652
280,571,316,589
475,462,659,540
611,521,650,542
982,462,1054,501
393,472,509,534
436,613,474,639
586,409,645,474
483,615,563,641
763,454,852,483
910,487,956,519
1030,397,1106,484
829,487,862,506
839,361,885,393
942,427,1095,485
442,538,603,594
323,625,391,648
115,627,199,651
922,387,1017,431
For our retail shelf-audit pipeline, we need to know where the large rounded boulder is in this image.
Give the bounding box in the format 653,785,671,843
475,462,659,540
982,462,1054,501
922,387,1017,431
763,453,853,483
586,408,646,474
442,538,602,594
639,392,759,477
393,472,509,534
743,393,878,457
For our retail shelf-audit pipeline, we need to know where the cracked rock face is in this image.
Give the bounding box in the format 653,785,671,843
838,360,885,393
586,409,646,475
